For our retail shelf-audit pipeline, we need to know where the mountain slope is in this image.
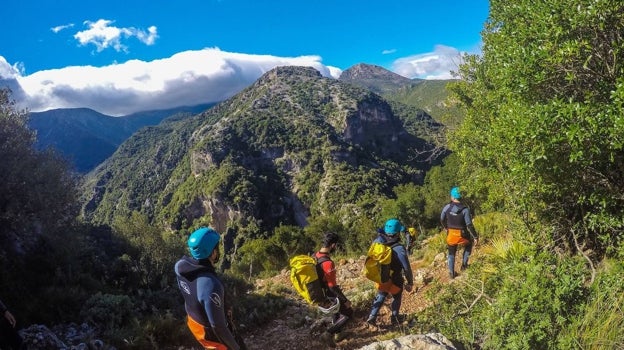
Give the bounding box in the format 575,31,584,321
80,66,445,236
29,104,213,173
339,63,420,95
339,63,461,125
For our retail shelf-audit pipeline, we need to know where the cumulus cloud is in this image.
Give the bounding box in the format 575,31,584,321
392,45,463,80
51,23,74,33
0,48,340,116
0,56,22,78
74,19,158,52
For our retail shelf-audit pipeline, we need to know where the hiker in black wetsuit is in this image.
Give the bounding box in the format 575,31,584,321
175,227,242,350
440,186,479,279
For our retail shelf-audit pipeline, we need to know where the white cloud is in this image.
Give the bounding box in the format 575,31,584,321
74,19,158,52
0,56,22,78
51,23,74,34
382,49,397,55
392,45,463,80
0,48,339,116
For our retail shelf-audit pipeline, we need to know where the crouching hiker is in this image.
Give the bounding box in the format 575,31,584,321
314,232,354,342
175,227,244,350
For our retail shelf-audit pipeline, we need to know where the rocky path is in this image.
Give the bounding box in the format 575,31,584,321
243,250,459,350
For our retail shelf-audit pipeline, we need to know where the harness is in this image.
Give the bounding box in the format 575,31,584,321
445,202,468,229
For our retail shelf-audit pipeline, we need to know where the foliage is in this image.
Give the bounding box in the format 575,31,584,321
111,212,183,289
449,0,624,257
482,254,587,349
0,89,79,241
558,258,624,349
80,293,134,331
418,252,588,350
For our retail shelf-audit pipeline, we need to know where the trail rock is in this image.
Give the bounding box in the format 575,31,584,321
356,333,457,350
19,323,115,350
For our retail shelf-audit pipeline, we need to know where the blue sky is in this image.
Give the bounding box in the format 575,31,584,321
0,0,489,116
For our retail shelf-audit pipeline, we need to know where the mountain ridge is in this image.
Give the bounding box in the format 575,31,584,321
80,66,445,240
29,104,214,173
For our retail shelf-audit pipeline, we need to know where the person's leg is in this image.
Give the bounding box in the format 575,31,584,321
390,290,403,323
367,291,387,324
461,240,474,270
447,244,457,278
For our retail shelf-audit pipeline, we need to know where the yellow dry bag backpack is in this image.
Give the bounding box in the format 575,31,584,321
363,242,397,283
289,254,330,305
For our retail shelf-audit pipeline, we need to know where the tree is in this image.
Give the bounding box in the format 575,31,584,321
0,88,79,247
449,0,624,257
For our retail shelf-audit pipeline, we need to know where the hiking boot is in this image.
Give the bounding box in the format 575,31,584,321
391,314,406,325
366,315,377,327
327,314,349,334
461,263,468,271
449,271,455,279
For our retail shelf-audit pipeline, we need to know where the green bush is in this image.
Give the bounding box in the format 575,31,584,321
481,253,587,349
80,293,134,331
558,259,624,349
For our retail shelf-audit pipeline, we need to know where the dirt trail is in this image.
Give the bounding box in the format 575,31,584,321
243,250,462,350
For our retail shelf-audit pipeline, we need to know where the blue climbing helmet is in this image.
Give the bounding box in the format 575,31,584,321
384,219,405,235
187,227,220,260
450,186,462,199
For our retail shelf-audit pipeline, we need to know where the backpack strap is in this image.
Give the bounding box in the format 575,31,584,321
314,253,331,265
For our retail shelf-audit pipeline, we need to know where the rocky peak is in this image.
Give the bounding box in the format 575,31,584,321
339,63,414,85
338,63,421,95
256,65,322,85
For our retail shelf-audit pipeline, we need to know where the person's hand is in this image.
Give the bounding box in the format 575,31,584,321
344,300,352,309
4,310,16,328
404,284,413,293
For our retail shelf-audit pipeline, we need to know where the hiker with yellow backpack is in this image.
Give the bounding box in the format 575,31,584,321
364,219,414,326
290,232,353,346
440,186,479,279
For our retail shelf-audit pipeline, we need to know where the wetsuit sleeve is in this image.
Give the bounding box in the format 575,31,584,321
395,246,414,285
440,203,451,229
197,277,240,350
463,209,479,240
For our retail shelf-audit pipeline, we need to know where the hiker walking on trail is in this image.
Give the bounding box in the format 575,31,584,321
314,232,354,338
366,219,414,326
440,186,479,279
0,298,24,350
175,227,244,350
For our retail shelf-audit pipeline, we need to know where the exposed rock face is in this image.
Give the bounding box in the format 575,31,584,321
356,333,457,350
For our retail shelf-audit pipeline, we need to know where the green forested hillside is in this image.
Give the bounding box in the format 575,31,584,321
29,104,214,173
339,64,464,128
386,79,464,129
